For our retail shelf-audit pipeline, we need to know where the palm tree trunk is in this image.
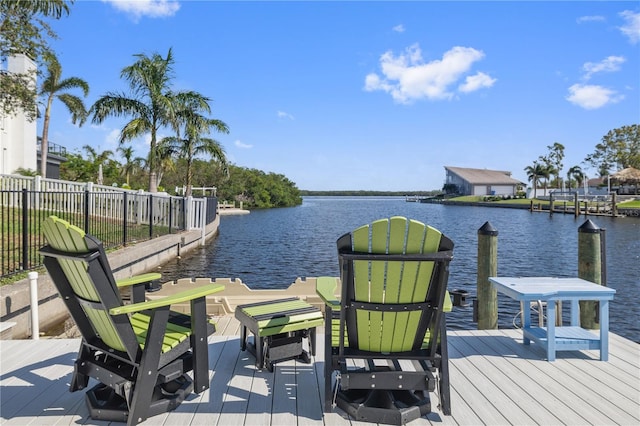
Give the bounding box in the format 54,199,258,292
149,172,158,193
40,96,54,177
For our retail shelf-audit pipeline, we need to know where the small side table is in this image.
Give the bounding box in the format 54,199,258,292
489,277,616,361
235,297,324,371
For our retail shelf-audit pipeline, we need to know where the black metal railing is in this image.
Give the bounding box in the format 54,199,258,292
1,189,217,279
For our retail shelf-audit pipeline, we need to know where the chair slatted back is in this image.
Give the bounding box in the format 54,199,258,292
338,216,452,354
41,216,138,358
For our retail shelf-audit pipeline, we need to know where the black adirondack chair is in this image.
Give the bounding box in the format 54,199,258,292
40,216,225,425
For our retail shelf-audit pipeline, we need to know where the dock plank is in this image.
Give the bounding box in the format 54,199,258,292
0,328,638,426
487,329,637,425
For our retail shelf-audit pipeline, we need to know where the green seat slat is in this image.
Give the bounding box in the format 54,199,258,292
130,313,191,352
237,298,324,337
240,299,314,316
86,308,127,352
331,318,437,348
258,317,325,337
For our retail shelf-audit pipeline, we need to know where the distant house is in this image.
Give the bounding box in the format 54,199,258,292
444,166,523,196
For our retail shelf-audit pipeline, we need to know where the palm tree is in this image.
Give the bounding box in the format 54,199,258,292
154,141,177,190
159,94,229,196
117,145,145,186
566,165,584,190
90,48,183,193
38,51,89,177
524,162,546,198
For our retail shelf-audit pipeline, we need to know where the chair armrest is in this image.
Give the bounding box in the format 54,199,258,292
116,272,162,288
316,276,341,309
109,283,225,315
444,290,453,313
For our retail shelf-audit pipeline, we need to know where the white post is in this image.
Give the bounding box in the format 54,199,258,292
28,271,39,340
201,197,207,245
583,174,588,196
186,196,193,230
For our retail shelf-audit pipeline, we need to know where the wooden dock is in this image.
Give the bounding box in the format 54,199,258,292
1,314,638,426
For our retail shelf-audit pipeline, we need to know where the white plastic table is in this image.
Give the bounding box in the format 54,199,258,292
489,277,616,361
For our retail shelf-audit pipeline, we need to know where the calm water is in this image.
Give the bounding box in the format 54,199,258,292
159,196,639,343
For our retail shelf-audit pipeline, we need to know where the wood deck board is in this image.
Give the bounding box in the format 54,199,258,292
1,327,638,426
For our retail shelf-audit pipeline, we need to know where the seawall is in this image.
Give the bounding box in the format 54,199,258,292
0,215,220,339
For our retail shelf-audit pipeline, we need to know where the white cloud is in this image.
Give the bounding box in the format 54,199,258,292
459,72,497,93
393,24,405,33
277,110,294,120
102,0,180,22
577,15,605,24
235,140,253,149
566,84,624,110
106,128,120,146
364,44,493,103
582,55,626,81
619,10,640,44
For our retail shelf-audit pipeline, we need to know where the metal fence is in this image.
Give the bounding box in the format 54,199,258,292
1,174,218,279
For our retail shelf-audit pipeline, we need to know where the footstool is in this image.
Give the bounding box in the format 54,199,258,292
235,297,324,371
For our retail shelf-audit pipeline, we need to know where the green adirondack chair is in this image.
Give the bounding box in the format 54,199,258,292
317,216,454,424
39,216,225,426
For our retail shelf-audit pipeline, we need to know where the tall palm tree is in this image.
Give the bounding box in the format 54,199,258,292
159,94,229,197
90,48,183,192
524,162,546,198
566,165,584,190
38,51,89,177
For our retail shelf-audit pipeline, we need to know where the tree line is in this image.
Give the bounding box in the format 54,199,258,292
524,124,639,198
50,147,302,209
1,0,301,208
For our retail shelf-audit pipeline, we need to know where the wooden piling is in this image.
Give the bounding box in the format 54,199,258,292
578,220,602,329
477,221,498,329
612,193,617,217
574,192,579,218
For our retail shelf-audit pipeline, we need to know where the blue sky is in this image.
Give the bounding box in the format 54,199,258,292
45,1,639,191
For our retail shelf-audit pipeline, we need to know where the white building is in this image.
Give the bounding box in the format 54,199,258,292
444,166,524,196
0,54,38,175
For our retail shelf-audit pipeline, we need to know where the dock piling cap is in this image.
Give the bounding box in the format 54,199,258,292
478,221,498,236
579,219,600,233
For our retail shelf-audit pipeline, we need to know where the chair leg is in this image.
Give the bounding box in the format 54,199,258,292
324,314,334,412
438,316,451,415
190,297,210,394
70,342,91,391
127,308,169,426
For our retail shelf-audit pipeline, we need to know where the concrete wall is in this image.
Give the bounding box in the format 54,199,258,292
0,216,220,339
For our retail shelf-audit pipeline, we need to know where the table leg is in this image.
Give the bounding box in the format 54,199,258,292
522,298,531,345
600,300,609,361
256,335,264,369
240,325,247,351
310,327,316,356
547,300,556,361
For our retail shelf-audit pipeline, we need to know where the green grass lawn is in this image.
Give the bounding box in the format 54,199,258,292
447,195,639,208
618,199,640,208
